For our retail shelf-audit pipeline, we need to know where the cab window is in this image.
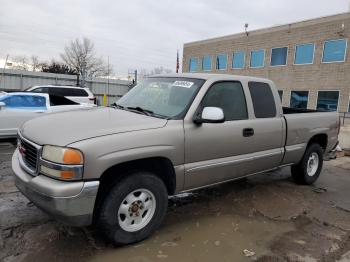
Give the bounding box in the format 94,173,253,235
201,81,248,121
248,82,276,118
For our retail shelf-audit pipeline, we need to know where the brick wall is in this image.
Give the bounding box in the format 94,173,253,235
183,13,350,112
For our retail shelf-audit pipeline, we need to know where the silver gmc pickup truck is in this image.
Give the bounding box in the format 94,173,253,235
12,74,340,245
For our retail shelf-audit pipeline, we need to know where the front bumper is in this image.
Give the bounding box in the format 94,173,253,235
12,149,99,226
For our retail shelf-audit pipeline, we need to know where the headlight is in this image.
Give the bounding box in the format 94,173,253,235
42,145,83,165
40,145,83,180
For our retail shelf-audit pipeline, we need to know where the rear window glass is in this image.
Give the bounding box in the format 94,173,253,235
248,82,276,118
32,87,49,93
48,87,89,97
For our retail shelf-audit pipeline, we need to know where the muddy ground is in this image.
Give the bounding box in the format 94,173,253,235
0,141,350,262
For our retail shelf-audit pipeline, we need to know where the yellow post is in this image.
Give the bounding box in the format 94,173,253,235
103,94,107,106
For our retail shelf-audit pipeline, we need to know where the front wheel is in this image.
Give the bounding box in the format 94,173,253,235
291,143,324,185
97,172,168,245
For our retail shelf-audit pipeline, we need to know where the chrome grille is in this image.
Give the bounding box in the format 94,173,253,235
18,136,39,172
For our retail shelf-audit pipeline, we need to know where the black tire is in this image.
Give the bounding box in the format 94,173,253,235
97,172,168,245
291,143,324,185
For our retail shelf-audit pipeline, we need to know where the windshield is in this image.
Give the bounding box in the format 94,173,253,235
117,77,205,119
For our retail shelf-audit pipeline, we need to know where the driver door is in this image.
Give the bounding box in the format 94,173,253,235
184,81,255,189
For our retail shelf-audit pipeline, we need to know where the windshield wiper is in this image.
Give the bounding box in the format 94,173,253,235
126,106,154,116
112,103,125,109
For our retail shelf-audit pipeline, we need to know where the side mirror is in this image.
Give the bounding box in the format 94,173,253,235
0,102,5,109
194,107,225,124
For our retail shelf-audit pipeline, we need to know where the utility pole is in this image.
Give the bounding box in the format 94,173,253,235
107,56,110,104
0,54,9,90
134,69,137,85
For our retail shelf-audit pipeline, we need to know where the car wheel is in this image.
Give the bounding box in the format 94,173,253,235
291,143,323,185
97,172,168,245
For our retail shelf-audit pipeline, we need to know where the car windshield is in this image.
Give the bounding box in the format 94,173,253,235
116,77,205,119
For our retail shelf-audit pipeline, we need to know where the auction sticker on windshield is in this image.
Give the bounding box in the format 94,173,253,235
172,81,194,88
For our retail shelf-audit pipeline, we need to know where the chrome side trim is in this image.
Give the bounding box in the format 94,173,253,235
186,150,282,173
39,158,84,180
285,143,305,152
180,164,293,193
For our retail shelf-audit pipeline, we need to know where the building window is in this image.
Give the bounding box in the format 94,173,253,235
189,58,198,72
202,56,212,71
317,91,339,111
290,91,309,109
294,43,315,65
250,50,265,68
271,47,288,66
322,39,347,63
278,90,283,102
232,51,245,69
216,54,227,70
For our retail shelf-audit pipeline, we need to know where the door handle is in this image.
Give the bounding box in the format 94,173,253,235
243,128,254,137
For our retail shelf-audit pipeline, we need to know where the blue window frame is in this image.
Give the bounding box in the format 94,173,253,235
202,55,212,71
294,43,315,64
189,58,199,72
290,91,309,109
322,39,347,63
271,47,288,66
317,91,339,111
232,51,245,69
216,54,227,70
250,49,265,68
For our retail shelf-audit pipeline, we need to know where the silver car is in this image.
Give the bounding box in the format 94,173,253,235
0,92,95,138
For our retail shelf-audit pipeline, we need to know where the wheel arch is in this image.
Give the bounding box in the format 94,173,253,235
307,133,328,151
93,157,176,223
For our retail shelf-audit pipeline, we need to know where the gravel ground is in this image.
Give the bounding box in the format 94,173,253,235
0,141,349,262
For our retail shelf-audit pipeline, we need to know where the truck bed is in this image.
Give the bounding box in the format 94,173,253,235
281,108,339,165
283,107,325,114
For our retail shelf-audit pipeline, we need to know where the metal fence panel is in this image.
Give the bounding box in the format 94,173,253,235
0,69,131,104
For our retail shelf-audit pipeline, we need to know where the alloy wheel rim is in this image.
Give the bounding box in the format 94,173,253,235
118,188,156,232
306,152,319,177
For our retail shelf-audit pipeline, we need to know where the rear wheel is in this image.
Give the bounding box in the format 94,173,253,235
291,143,323,185
97,172,168,245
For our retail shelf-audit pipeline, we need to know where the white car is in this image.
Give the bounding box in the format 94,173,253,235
0,92,95,138
26,85,96,104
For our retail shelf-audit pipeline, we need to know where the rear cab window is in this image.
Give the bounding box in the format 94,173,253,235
248,82,277,118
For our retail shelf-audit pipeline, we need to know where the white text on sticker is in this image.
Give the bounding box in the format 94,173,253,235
173,81,194,88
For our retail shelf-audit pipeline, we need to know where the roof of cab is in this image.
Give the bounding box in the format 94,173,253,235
149,73,273,83
2,92,48,96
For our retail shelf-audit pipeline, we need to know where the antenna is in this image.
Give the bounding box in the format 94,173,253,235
244,23,249,36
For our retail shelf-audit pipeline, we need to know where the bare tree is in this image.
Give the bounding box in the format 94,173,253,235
12,55,29,71
149,66,172,75
30,55,41,72
60,37,111,87
139,67,172,78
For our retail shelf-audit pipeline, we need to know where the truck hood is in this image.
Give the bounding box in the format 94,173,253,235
21,107,167,146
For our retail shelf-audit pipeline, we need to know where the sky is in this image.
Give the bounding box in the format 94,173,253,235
0,0,349,76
